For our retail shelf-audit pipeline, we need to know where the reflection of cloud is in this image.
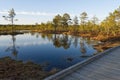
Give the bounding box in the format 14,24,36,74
18,41,50,46
0,41,50,47
0,11,56,16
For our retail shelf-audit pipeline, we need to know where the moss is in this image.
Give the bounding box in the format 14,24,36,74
0,57,57,80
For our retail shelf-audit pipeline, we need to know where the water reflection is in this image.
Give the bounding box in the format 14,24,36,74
5,34,18,59
73,36,78,48
0,32,97,71
53,34,71,49
80,39,87,57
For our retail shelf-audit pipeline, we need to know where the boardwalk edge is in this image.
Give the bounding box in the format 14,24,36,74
44,46,120,80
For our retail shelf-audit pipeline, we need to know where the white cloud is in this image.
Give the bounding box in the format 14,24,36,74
0,11,57,16
17,11,57,16
0,11,8,14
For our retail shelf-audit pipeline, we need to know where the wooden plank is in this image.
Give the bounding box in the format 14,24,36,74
70,72,93,80
75,68,115,80
76,68,118,80
85,62,120,72
98,56,120,61
94,56,120,62
82,66,120,80
91,60,120,69
61,76,78,80
77,60,120,79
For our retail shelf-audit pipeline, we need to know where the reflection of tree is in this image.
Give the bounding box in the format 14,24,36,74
53,34,61,48
40,33,53,42
53,34,71,49
6,34,18,59
38,33,72,49
73,36,78,48
11,35,18,58
80,39,87,57
41,33,46,39
45,34,53,41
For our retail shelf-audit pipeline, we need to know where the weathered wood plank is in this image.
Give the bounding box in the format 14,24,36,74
81,65,120,79
75,64,120,80
76,71,115,80
91,61,120,69
70,72,93,80
62,76,78,80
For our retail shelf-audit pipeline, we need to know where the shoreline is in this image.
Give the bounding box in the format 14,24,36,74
0,30,119,51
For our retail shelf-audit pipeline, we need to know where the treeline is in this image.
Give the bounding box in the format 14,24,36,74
0,7,120,39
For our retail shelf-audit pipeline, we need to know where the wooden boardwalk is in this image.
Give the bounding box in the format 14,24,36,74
44,46,120,80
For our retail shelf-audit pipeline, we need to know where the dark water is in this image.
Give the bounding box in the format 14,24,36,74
0,33,97,71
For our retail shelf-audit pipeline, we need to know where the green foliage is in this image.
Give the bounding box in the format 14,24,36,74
73,16,79,26
80,12,88,25
3,8,16,25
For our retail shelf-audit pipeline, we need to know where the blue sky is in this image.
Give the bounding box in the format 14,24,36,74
0,0,120,24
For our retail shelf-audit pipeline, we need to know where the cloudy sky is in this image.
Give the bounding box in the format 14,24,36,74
0,0,120,24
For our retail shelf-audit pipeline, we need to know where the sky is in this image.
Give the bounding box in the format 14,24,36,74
0,0,120,25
